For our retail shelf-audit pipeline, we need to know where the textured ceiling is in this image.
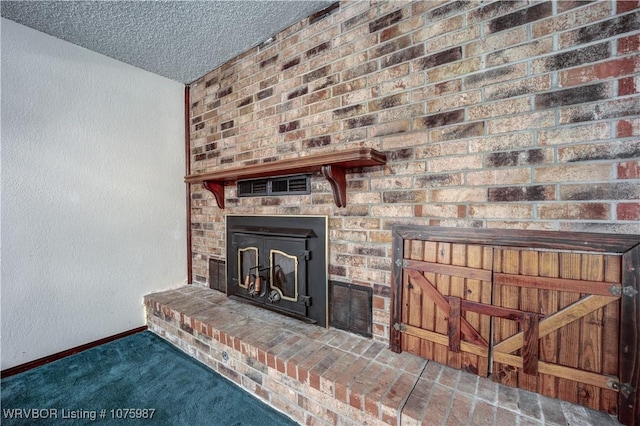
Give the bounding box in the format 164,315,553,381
1,1,334,84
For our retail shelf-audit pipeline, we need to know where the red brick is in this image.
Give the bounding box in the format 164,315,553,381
297,366,308,384
470,400,496,425
348,361,385,410
286,361,297,379
618,1,640,13
424,384,454,424
618,160,640,179
620,33,640,55
365,367,401,417
618,120,634,137
382,412,397,425
618,203,640,220
373,295,385,310
381,374,418,413
255,384,270,401
402,394,428,423
335,382,348,403
445,392,474,425
619,76,638,95
364,396,380,418
266,353,276,369
309,371,321,391
560,57,640,87
257,349,266,364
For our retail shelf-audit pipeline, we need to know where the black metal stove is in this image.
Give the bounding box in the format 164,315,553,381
226,215,328,327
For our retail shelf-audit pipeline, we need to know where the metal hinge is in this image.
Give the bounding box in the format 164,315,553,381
393,322,407,332
395,259,408,268
302,250,311,261
609,285,638,298
608,380,635,398
609,285,621,296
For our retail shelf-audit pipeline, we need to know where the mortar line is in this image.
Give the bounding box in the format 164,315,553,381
397,358,429,426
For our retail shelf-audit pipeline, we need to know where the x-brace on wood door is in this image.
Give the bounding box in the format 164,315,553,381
398,240,493,377
390,226,640,426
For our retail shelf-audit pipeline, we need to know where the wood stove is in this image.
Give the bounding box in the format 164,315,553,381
226,215,328,327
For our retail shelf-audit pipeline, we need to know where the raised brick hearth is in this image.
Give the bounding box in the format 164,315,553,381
145,286,619,425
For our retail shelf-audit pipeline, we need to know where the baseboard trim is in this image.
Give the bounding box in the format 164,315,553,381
1,326,148,378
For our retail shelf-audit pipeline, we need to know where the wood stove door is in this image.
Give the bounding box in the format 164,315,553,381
232,233,264,302
265,237,308,317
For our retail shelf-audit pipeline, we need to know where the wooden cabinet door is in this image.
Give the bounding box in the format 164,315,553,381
492,248,622,414
397,243,623,414
391,226,640,425
399,239,493,376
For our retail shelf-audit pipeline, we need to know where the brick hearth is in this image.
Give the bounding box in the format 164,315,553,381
144,286,619,425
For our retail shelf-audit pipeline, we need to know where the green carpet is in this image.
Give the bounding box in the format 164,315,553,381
1,331,297,425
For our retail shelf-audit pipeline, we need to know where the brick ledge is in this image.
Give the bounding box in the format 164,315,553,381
145,286,424,424
144,286,620,426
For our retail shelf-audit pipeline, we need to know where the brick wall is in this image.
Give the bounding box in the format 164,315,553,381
188,0,640,342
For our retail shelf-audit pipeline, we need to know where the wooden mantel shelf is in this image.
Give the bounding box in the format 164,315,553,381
184,147,387,209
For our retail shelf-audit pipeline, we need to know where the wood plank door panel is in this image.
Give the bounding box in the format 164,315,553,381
400,240,492,376
492,248,621,414
391,225,640,425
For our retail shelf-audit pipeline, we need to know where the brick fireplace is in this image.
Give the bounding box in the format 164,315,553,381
179,0,639,424
188,0,639,344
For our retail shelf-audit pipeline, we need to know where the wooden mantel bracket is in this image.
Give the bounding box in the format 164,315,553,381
202,180,225,209
185,148,386,209
321,165,347,208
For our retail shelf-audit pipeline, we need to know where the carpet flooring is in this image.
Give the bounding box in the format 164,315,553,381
1,331,298,425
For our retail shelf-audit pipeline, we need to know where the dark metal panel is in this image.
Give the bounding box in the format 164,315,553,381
329,281,372,338
208,258,226,293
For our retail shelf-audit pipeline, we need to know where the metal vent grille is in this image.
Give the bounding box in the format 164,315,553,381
271,178,289,193
238,174,310,197
238,179,268,196
329,281,372,337
288,177,310,192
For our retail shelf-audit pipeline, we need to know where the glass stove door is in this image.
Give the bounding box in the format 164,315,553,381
234,233,264,301
265,237,308,316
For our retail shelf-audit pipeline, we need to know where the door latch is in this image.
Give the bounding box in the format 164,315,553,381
297,295,312,306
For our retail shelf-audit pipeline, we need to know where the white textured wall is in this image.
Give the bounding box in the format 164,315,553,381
1,19,186,370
